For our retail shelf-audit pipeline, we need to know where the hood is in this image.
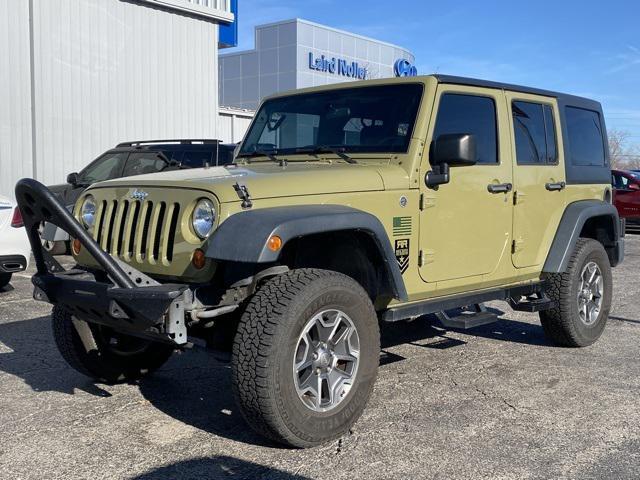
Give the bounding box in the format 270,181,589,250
91,162,408,202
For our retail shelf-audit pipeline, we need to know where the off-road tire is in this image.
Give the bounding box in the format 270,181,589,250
540,238,612,347
232,268,380,448
52,305,174,383
0,273,12,289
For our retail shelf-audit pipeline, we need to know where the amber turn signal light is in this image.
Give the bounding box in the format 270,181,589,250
192,248,206,269
72,238,82,255
267,235,283,252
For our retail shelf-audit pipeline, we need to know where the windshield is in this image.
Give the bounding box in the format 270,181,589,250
238,84,423,157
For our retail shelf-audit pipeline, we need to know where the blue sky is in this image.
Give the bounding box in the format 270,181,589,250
229,0,640,146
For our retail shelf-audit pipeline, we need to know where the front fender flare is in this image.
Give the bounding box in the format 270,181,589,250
205,205,408,301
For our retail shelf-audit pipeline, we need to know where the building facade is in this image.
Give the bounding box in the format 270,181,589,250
0,0,234,197
219,19,416,111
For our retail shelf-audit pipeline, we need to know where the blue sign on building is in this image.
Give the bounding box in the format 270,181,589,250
219,0,238,48
308,52,368,80
394,58,418,77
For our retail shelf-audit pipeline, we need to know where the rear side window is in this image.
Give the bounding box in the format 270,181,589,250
565,107,606,166
512,101,557,165
433,93,498,164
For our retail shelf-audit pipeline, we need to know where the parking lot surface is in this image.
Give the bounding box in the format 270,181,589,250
1,235,639,480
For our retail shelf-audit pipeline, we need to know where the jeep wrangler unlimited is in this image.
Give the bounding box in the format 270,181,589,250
16,75,623,448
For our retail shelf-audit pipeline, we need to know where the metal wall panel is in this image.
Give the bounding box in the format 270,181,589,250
218,107,253,143
31,0,219,186
0,0,33,198
1,0,220,197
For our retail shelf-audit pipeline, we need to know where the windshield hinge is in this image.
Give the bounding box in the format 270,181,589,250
233,182,253,209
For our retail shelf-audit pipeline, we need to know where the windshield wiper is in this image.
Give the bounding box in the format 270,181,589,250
238,149,287,167
295,145,357,164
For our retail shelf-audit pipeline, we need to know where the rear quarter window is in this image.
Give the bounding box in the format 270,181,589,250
565,106,606,167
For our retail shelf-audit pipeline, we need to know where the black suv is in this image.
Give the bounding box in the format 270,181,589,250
43,139,236,253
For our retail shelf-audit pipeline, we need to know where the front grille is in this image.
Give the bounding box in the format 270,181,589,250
93,199,181,265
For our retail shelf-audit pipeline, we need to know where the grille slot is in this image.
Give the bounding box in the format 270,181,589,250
92,198,180,265
165,203,180,263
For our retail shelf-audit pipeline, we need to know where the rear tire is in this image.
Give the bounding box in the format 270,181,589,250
540,238,612,347
0,273,11,289
52,305,174,383
232,268,380,448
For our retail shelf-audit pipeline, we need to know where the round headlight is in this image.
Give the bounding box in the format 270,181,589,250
80,195,96,229
192,199,216,239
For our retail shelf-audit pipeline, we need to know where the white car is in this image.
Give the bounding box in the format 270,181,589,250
0,195,30,288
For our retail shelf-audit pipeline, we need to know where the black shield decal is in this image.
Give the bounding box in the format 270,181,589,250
395,239,410,274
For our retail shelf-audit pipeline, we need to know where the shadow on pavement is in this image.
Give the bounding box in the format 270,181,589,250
130,456,311,480
381,310,551,350
0,305,550,447
0,315,112,396
136,349,278,448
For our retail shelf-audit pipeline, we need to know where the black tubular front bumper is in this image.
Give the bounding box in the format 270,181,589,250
15,178,188,345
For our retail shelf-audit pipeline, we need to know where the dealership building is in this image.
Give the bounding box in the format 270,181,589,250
0,1,416,198
219,18,416,110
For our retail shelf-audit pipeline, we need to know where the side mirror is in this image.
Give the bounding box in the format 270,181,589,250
432,133,477,167
425,134,477,188
67,172,79,186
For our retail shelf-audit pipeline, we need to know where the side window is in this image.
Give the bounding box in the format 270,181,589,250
123,152,172,177
565,107,606,166
78,153,127,184
512,101,558,165
612,173,629,190
433,93,498,164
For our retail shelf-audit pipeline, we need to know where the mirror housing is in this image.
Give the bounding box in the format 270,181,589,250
425,134,477,188
67,172,79,186
431,133,477,167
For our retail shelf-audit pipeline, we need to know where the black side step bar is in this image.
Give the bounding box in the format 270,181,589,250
381,283,547,323
435,304,498,330
509,292,555,312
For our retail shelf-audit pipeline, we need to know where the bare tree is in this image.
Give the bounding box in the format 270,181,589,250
608,129,640,169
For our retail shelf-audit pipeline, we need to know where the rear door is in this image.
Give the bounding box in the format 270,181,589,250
507,93,566,268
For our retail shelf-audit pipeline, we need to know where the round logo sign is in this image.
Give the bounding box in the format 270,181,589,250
394,59,418,77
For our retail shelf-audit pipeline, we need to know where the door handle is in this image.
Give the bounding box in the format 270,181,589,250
545,181,566,191
487,183,513,193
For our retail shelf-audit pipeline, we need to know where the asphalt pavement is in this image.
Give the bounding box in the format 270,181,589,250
1,235,639,479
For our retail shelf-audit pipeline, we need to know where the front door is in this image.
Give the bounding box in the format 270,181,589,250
507,93,566,268
419,85,513,285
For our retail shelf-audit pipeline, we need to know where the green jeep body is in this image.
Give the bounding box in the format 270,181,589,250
16,74,624,448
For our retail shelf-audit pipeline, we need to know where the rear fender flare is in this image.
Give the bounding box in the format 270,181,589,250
543,200,623,273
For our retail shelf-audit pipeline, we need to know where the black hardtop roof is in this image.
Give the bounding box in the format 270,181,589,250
433,74,602,111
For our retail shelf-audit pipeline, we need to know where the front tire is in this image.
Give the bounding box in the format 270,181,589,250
52,305,175,383
232,268,380,448
540,238,612,347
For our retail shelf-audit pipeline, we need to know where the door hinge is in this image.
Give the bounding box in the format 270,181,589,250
418,249,424,267
512,238,525,253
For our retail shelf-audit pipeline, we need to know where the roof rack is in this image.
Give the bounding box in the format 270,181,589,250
116,139,221,147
